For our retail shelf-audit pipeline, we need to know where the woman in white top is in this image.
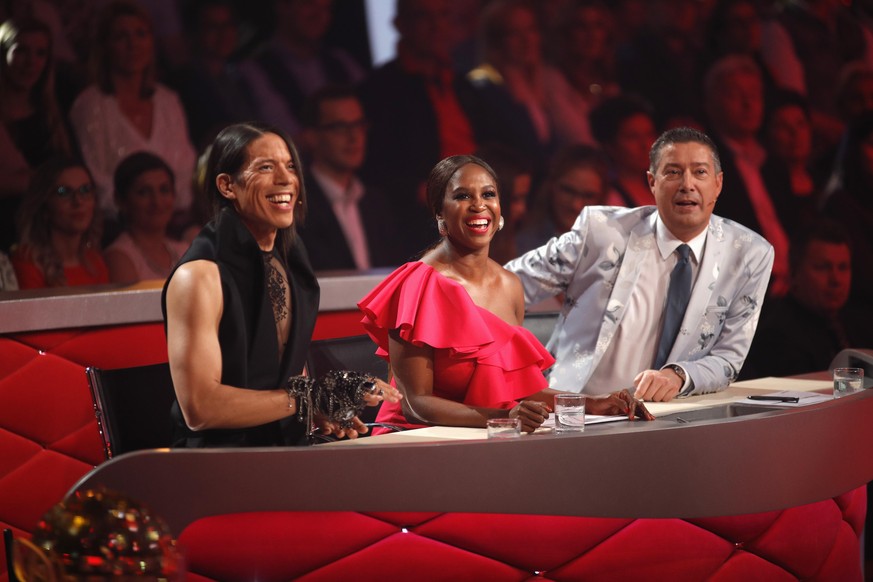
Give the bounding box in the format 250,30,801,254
105,151,188,284
69,0,195,233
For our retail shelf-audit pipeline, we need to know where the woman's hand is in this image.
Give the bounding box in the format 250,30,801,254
508,400,552,433
363,378,403,407
586,391,655,420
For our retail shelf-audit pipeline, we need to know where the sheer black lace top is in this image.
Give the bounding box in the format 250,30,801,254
262,249,291,361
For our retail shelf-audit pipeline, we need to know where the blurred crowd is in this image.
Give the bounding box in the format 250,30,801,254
0,0,872,378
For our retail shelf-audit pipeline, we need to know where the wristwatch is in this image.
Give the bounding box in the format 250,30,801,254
667,364,686,384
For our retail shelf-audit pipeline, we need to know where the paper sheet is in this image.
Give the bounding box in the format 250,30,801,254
741,390,832,407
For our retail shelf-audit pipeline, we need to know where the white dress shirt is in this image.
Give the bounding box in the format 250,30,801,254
585,216,706,395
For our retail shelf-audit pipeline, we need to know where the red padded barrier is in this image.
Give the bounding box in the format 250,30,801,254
178,496,865,581
0,318,868,581
312,310,366,340
0,315,380,579
0,323,172,580
40,324,169,369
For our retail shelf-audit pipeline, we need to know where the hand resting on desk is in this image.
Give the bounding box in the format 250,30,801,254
586,390,656,420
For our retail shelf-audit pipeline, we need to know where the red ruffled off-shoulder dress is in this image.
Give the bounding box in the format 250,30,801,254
358,262,555,433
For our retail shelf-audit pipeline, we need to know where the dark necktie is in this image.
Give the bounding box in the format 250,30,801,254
654,244,692,369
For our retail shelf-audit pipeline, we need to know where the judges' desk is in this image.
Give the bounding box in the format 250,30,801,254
68,377,870,581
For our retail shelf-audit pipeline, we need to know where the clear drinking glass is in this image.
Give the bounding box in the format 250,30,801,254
487,417,521,439
554,394,586,433
833,367,865,398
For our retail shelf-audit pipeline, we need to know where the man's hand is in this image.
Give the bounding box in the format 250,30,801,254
633,368,683,402
587,390,655,420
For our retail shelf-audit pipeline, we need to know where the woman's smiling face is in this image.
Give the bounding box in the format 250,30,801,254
439,163,501,251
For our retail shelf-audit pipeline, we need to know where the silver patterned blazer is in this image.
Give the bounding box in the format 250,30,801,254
505,206,774,396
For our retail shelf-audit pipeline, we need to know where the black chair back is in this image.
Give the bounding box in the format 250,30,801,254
86,362,176,459
4,528,19,582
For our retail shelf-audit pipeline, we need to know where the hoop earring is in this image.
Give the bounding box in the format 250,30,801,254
437,218,447,236
498,216,505,231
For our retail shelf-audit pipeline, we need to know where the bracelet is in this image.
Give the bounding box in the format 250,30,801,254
284,376,313,412
284,371,377,435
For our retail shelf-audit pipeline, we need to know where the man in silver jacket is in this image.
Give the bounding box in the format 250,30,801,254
506,127,774,401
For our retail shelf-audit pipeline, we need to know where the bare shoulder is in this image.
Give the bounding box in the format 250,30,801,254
493,260,526,319
166,260,222,316
494,260,523,293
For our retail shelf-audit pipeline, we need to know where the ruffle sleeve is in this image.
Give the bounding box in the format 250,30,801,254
358,262,555,406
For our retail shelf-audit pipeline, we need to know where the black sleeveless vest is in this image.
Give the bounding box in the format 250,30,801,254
161,208,320,447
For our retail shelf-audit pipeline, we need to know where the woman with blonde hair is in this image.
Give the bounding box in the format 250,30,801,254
69,0,196,234
0,17,73,251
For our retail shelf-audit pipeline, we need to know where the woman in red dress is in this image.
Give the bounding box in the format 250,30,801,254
12,158,108,289
359,155,652,434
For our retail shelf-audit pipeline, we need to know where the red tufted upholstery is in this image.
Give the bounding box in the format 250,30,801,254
178,490,865,581
0,313,369,581
0,323,169,581
0,317,868,581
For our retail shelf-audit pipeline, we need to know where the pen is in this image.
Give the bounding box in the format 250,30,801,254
747,395,800,403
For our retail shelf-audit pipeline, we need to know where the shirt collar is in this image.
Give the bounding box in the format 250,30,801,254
310,165,364,205
655,214,707,263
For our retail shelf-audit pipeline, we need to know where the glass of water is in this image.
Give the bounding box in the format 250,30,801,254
834,367,865,398
487,417,521,439
554,394,586,433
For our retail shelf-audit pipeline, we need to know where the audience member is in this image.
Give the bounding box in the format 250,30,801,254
853,0,873,67
466,0,562,173
171,0,262,149
700,0,782,104
741,221,873,379
506,127,774,401
18,0,92,111
447,0,486,74
12,158,108,289
702,55,791,297
608,0,647,57
758,0,806,96
162,122,399,447
549,0,619,146
770,0,866,150
358,0,490,255
475,141,534,265
762,89,823,235
69,0,197,235
589,93,657,207
516,144,609,254
104,152,189,284
241,0,365,139
138,0,190,73
824,112,873,310
820,62,873,200
0,251,19,291
837,62,873,125
0,17,74,253
298,85,405,271
617,0,706,128
358,154,651,434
